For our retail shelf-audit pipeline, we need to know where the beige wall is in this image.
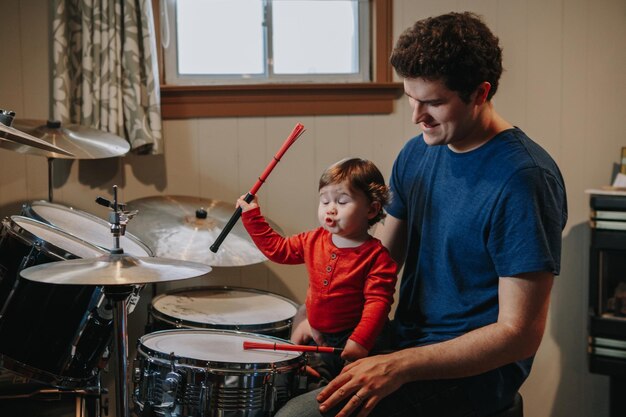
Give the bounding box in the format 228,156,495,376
2,0,626,416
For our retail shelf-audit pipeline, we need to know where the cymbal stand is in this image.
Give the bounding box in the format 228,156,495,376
106,284,134,417
99,185,134,417
47,157,55,202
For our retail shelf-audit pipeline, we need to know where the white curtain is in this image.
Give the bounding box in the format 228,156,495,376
52,0,163,154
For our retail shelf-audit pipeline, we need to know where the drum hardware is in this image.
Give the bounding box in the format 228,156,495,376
20,186,212,417
161,370,182,409
263,367,279,414
0,110,74,157
126,195,283,267
95,195,139,253
11,118,130,202
0,385,106,417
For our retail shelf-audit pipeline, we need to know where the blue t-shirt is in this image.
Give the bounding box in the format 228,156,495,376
387,127,567,413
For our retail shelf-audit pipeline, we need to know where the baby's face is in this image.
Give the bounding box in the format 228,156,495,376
318,180,375,241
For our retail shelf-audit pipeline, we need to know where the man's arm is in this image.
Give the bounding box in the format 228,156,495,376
317,271,554,417
374,214,408,267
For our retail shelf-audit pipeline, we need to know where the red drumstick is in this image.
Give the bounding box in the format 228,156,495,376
243,341,343,355
210,123,306,253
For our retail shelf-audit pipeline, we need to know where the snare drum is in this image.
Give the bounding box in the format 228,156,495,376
147,287,299,339
0,216,113,388
133,329,305,417
22,200,153,257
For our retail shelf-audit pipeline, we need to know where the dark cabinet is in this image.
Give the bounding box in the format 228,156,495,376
588,193,626,417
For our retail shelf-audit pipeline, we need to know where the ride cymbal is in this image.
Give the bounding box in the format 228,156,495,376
12,119,130,159
20,252,211,286
126,195,282,267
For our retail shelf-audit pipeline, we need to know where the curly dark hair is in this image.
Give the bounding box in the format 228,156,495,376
319,158,390,226
390,12,503,103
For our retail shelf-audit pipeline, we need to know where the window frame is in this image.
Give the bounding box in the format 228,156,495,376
165,0,371,85
153,0,403,119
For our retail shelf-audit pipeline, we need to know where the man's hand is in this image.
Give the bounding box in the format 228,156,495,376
316,352,406,417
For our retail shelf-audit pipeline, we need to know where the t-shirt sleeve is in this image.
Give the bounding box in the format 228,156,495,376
487,166,567,277
386,146,410,220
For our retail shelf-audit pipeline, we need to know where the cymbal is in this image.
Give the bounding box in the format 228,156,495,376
11,119,130,159
19,252,212,286
0,122,74,157
126,195,282,267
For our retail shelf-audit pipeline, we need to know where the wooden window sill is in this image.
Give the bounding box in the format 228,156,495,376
160,82,404,119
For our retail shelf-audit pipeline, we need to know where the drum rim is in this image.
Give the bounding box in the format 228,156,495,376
137,329,303,371
23,200,155,257
4,215,107,261
149,286,299,331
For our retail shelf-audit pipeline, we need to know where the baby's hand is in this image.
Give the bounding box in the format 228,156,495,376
310,326,326,347
290,318,312,345
236,194,259,212
341,339,369,362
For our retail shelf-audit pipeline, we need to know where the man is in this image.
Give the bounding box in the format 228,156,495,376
278,11,567,417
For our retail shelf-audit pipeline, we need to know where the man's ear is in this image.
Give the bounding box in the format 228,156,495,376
475,82,492,105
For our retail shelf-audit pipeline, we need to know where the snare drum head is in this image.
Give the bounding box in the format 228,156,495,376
152,287,298,327
9,216,105,259
24,201,153,257
140,329,301,365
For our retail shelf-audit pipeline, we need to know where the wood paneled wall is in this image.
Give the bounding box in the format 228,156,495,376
2,1,626,416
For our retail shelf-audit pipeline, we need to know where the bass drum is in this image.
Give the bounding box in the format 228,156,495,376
22,200,154,257
133,329,305,417
0,216,116,388
147,286,299,339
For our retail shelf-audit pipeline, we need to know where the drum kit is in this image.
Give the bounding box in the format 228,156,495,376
0,112,306,417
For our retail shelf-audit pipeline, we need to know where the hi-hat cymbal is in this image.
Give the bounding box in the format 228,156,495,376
20,252,212,286
126,195,282,267
11,119,130,159
0,122,74,157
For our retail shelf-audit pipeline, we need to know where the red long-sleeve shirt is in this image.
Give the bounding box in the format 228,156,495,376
242,207,397,350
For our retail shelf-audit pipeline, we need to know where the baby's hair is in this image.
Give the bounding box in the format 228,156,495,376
319,158,390,226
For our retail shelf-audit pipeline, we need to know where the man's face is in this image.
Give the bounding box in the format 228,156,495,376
404,77,482,152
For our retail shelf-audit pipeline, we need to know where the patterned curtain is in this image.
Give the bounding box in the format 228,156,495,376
52,0,163,155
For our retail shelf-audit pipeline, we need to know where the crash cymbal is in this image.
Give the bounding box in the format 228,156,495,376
20,252,212,286
126,195,283,267
0,121,74,157
11,119,130,159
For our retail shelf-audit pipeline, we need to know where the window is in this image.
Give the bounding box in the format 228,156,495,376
154,0,403,118
164,0,369,85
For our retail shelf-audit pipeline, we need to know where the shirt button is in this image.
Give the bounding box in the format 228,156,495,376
326,265,332,272
331,253,337,259
323,279,329,286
